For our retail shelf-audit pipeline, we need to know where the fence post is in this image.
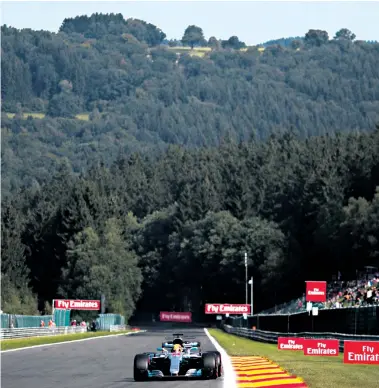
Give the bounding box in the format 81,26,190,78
354,307,357,335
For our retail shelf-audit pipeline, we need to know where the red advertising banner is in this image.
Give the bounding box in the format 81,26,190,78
159,312,192,323
303,339,339,356
277,337,304,351
204,304,251,315
343,341,379,365
54,299,101,310
305,281,327,302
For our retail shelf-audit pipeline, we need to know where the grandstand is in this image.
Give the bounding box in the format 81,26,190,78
258,269,378,316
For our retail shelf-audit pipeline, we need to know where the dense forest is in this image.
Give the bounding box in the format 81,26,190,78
2,128,379,319
1,14,379,320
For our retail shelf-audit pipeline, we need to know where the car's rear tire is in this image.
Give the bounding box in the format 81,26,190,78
201,352,217,379
133,354,149,381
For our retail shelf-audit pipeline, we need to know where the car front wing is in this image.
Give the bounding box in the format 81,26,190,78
148,368,202,378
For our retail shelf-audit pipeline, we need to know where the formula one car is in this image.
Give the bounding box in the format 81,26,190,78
133,333,222,381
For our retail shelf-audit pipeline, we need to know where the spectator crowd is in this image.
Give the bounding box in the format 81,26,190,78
325,276,378,309
260,272,379,315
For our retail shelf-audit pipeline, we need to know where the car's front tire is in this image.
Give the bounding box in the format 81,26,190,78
201,352,218,379
133,354,149,381
212,351,222,376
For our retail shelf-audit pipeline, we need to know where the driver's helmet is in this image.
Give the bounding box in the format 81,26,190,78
172,343,182,352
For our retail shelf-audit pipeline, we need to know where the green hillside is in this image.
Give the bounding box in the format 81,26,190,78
1,14,379,318
2,16,379,197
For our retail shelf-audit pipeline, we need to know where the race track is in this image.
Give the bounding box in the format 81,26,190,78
1,328,224,388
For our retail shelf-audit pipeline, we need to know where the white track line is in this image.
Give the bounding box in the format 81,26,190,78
1,330,146,354
204,328,237,388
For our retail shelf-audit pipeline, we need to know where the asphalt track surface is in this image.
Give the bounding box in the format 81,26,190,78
1,328,224,388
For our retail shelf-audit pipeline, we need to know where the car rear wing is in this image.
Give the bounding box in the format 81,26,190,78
165,333,197,339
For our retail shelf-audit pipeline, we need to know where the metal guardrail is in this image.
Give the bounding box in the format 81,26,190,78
0,326,87,340
0,324,133,340
222,324,379,352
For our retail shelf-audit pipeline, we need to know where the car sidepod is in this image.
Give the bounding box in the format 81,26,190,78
133,354,149,381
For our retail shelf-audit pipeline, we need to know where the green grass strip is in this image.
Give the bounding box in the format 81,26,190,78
1,330,132,351
208,328,379,388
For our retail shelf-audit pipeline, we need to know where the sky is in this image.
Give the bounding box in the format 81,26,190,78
1,1,378,45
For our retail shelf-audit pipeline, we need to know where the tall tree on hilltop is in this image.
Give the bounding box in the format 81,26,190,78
304,29,329,47
182,25,206,48
334,28,356,41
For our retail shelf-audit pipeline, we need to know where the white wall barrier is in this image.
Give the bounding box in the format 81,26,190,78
0,326,87,340
0,324,131,340
109,324,127,332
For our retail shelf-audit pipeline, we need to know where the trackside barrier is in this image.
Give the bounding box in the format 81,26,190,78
0,324,134,340
221,324,379,352
0,326,87,340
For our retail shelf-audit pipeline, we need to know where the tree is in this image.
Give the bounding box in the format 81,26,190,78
334,28,356,41
47,91,81,118
338,188,379,270
60,218,142,319
182,25,205,48
173,211,287,313
304,29,329,47
1,199,39,314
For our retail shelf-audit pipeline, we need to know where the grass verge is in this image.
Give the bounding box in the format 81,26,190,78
5,112,90,121
0,330,132,351
208,329,379,388
6,112,45,119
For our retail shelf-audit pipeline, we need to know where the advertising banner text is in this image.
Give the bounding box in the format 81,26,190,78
277,337,304,350
303,339,339,356
54,299,101,310
204,304,251,314
159,312,192,323
305,281,327,302
343,341,379,364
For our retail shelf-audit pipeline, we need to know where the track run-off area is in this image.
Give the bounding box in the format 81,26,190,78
1,327,308,388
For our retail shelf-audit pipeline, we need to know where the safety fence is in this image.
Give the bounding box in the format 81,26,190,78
1,312,125,330
1,313,54,328
96,314,125,330
226,305,379,335
221,324,379,352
